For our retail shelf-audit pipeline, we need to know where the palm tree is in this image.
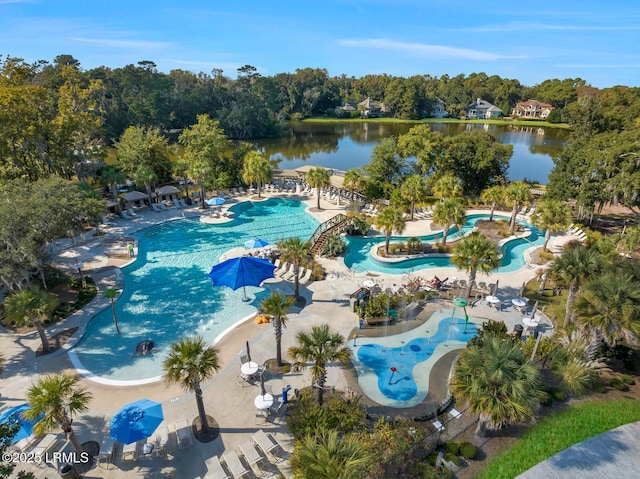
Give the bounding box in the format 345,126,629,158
481,185,506,221
549,246,600,327
277,237,311,300
451,232,501,298
24,372,92,454
374,206,406,255
103,288,121,333
306,167,331,209
531,198,573,251
290,428,372,479
98,165,127,202
432,173,462,201
432,198,466,245
4,286,58,354
574,273,640,358
505,181,532,233
163,336,220,433
450,334,541,437
400,174,427,220
242,151,272,197
343,168,367,206
288,324,351,405
261,291,295,367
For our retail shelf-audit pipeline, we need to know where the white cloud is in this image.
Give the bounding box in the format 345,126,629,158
71,37,172,49
555,63,640,69
338,38,523,61
465,21,640,33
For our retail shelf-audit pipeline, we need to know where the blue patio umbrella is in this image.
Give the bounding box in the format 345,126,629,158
208,256,276,301
110,398,164,445
0,404,43,443
244,238,269,249
206,197,226,206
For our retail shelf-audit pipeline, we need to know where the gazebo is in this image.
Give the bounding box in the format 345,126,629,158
155,185,181,202
121,191,149,209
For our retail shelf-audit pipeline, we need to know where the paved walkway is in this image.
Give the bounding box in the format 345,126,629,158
0,191,594,478
516,421,640,479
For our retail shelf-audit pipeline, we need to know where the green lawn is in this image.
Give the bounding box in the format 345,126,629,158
477,398,640,479
303,116,570,129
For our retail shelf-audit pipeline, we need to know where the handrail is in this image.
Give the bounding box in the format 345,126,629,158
308,213,354,253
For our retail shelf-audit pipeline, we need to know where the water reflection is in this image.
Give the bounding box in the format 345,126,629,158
255,122,569,183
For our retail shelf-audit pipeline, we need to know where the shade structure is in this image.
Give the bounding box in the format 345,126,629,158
110,399,164,445
0,404,43,443
206,197,226,206
208,256,276,301
244,238,269,250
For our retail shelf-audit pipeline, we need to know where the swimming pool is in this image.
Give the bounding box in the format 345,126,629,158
69,199,319,384
349,309,480,408
344,214,543,274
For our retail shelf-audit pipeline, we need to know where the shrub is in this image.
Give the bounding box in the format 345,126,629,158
407,237,422,253
539,391,553,407
620,374,635,385
443,452,461,467
459,442,476,460
310,263,324,280
444,442,459,454
321,234,346,257
287,389,367,438
548,387,565,401
609,376,629,391
347,214,371,235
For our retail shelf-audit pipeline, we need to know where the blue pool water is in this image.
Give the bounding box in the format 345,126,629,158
344,214,544,274
351,310,480,408
70,199,319,383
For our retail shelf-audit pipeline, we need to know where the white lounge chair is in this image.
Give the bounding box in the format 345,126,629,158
283,265,299,281
433,420,445,431
238,440,265,475
251,429,283,463
180,198,189,208
299,268,312,284
450,408,462,419
30,433,58,458
205,455,230,479
97,435,115,468
122,440,137,460
121,210,133,220
159,202,169,210
175,419,192,449
222,450,249,478
173,199,183,208
154,426,169,456
126,207,137,216
151,203,162,212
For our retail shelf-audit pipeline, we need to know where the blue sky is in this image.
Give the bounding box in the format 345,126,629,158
1,0,639,88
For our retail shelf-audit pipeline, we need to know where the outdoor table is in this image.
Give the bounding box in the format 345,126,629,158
241,361,259,376
254,393,274,411
363,279,375,288
512,298,527,312
522,317,539,329
486,295,501,308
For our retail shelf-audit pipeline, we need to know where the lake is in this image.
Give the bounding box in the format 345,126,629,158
257,122,569,184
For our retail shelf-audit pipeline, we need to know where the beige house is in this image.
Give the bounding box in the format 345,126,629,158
511,100,554,119
358,97,389,117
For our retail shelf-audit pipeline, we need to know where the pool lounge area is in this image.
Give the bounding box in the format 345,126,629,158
68,200,545,385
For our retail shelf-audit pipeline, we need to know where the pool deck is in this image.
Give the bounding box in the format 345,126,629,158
0,191,618,478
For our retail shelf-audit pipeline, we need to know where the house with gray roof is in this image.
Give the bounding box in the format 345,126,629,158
465,98,502,119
